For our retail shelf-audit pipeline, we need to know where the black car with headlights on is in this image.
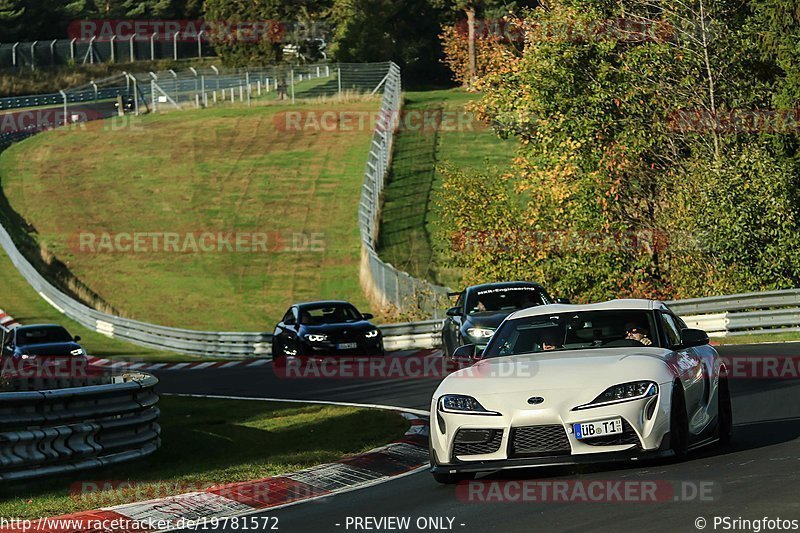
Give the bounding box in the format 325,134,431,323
1,324,86,361
442,281,561,357
271,301,384,361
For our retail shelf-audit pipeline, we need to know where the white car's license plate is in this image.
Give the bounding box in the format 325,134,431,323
574,418,623,440
337,342,357,350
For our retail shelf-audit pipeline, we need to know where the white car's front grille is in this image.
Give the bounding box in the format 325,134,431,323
509,425,571,457
453,429,504,456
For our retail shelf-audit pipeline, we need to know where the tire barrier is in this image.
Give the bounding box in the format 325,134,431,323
0,373,160,482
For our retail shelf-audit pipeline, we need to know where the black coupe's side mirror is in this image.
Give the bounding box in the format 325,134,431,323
452,344,482,361
680,328,709,348
446,306,462,317
74,335,82,342
362,313,374,320
555,298,571,304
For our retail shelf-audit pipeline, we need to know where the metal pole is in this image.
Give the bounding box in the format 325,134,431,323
70,38,76,62
173,32,179,61
337,66,342,96
197,31,204,58
89,36,95,64
152,80,157,112
59,90,68,127
110,35,115,63
12,42,17,67
132,76,139,115
30,41,37,70
201,75,206,106
130,34,136,62
290,69,295,104
150,33,156,61
50,40,57,65
91,81,98,102
245,72,251,106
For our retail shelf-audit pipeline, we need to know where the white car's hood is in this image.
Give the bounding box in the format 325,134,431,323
440,347,674,396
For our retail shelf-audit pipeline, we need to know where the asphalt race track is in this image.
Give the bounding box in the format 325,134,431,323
159,343,800,533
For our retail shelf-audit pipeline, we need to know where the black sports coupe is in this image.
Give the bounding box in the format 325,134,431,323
272,301,384,360
442,281,563,357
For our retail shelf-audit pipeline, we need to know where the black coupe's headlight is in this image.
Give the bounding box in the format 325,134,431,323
438,394,500,416
365,329,379,339
305,334,328,342
574,381,658,410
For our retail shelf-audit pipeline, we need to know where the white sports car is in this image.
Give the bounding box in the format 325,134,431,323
430,299,732,484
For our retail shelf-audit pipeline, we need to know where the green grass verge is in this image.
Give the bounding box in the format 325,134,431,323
0,396,410,519
377,89,516,288
0,245,203,362
713,331,800,345
0,100,376,332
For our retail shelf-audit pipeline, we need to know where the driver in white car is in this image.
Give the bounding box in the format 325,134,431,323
624,322,653,346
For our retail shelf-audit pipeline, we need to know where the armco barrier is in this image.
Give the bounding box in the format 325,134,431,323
0,373,160,482
670,289,800,337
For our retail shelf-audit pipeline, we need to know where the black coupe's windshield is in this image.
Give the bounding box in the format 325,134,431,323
16,326,73,346
466,286,550,315
299,304,362,325
483,310,659,358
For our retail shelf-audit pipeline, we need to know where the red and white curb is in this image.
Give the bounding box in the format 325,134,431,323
0,309,21,331
85,356,270,372
11,412,429,533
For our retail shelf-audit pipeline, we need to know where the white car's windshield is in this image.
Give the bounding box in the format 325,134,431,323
482,310,659,358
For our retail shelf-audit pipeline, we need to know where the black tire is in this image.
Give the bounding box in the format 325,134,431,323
670,382,689,460
717,375,733,446
432,471,475,485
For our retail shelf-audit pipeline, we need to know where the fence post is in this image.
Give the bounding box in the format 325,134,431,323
11,42,18,67
245,72,251,106
59,90,68,127
290,69,295,104
173,32,179,61
201,75,206,106
337,66,342,96
29,41,37,70
110,35,115,63
197,31,204,58
150,33,156,61
50,40,57,65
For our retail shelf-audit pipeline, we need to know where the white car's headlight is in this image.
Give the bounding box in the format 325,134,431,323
365,329,379,338
438,394,500,416
575,381,658,410
305,334,328,342
466,327,494,339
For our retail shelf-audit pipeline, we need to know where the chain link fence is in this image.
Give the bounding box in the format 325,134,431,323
0,36,213,70
357,62,452,320
0,62,395,145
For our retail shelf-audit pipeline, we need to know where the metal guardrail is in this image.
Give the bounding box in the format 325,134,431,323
0,373,160,482
670,290,800,337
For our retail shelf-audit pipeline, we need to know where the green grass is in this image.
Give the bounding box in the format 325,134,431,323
0,245,203,362
0,396,410,519
377,89,516,288
714,331,800,345
0,100,376,332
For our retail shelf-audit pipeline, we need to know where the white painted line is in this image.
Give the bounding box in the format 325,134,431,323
162,393,429,417
146,363,168,371
191,362,216,370
218,361,242,369
245,359,271,367
166,363,191,371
